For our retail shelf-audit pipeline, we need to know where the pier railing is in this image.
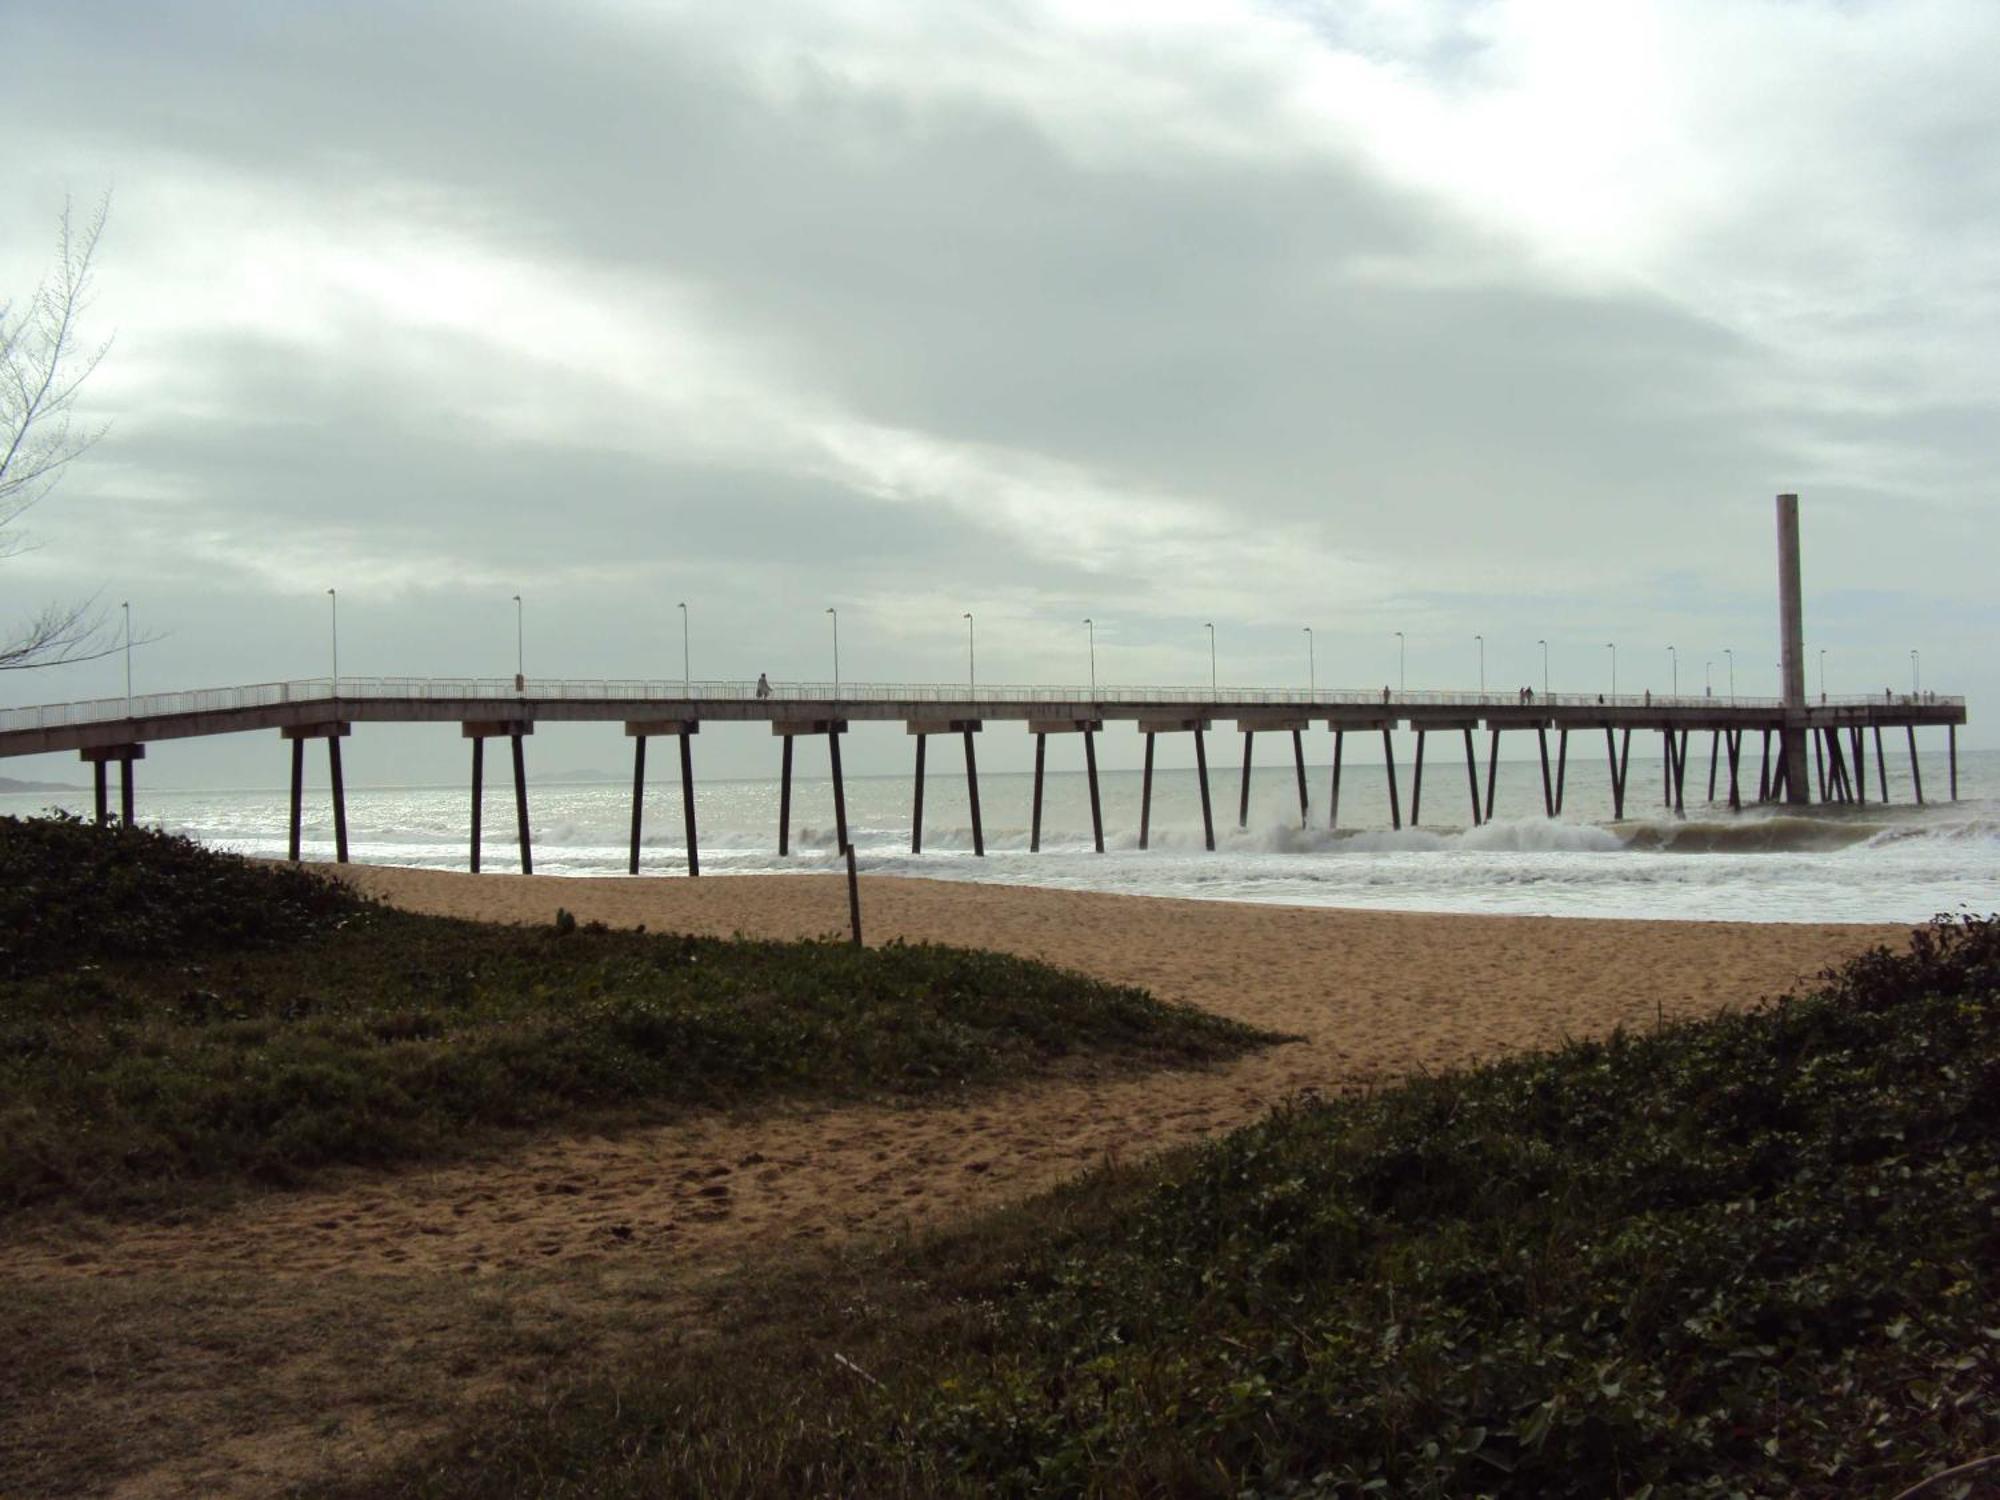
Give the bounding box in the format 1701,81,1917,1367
0,675,1961,736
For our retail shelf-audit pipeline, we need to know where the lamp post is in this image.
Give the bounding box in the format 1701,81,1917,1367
1304,626,1315,697
1911,649,1919,695
1475,634,1485,696
827,607,839,697
512,594,524,685
963,612,975,695
122,602,132,714
1537,638,1549,699
1668,644,1677,698
1606,642,1617,700
1705,659,1712,696
1818,648,1826,701
1205,622,1215,695
1084,618,1096,696
1725,647,1735,704
1394,630,1405,695
678,602,690,697
327,588,338,689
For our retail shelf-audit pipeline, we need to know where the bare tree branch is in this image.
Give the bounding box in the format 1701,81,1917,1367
2,194,115,672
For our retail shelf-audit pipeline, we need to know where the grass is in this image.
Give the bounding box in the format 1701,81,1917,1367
329,915,2000,1499
0,815,1273,1217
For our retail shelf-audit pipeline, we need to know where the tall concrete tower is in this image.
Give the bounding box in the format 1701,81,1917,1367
1776,493,1809,803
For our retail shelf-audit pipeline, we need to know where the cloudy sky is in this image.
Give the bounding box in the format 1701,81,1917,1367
2,0,1994,784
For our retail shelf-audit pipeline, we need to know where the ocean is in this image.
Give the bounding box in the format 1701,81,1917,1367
8,745,1995,925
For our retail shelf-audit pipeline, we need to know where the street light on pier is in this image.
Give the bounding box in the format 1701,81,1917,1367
512,594,524,689
827,607,840,697
1818,648,1826,701
1705,659,1712,697
122,602,132,714
1668,644,1677,698
1084,618,1096,696
1475,634,1485,696
1304,626,1315,697
1205,622,1216,695
1606,642,1617,700
1394,630,1405,695
1537,638,1549,699
327,588,338,690
678,602,690,697
1725,647,1735,704
1911,649,1920,695
963,612,975,695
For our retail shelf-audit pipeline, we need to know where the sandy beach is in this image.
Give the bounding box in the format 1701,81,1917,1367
1,873,1912,1497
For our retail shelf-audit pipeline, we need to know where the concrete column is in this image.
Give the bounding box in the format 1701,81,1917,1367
1328,729,1345,830
1461,726,1480,826
679,732,699,878
829,731,850,851
1291,728,1309,829
470,737,484,872
93,757,108,826
1194,726,1215,851
1850,726,1868,803
1537,727,1554,817
1776,493,1809,804
510,731,531,873
120,755,135,828
1555,728,1569,815
962,727,983,857
1874,725,1889,805
1950,724,1958,801
1139,732,1155,850
1238,730,1254,829
778,735,794,855
289,736,305,861
1907,725,1924,805
1606,727,1626,820
1409,730,1427,827
1084,727,1104,853
914,733,929,854
1484,727,1500,823
326,736,349,863
1707,730,1720,803
1381,726,1401,830
1028,733,1044,852
629,735,647,875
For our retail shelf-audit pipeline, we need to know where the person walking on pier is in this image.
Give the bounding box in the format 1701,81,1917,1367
755,672,772,700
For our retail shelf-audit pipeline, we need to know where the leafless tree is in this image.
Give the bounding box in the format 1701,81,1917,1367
2,196,115,671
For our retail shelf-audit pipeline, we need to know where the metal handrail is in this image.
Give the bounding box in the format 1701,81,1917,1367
0,676,1962,736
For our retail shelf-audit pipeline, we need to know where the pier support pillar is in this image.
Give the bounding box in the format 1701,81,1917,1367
773,720,848,855
278,725,348,862
1085,727,1104,853
1874,726,1889,805
1195,726,1215,850
93,756,109,826
1673,731,1688,817
1537,727,1554,818
1555,729,1569,815
79,743,145,832
1484,727,1501,823
1291,728,1309,829
1329,729,1345,830
1606,727,1629,820
1707,730,1720,803
914,733,930,853
510,732,531,873
287,737,303,858
1382,726,1402,830
1238,730,1254,829
1758,730,1772,803
1950,724,1958,801
779,736,794,855
470,738,484,871
1907,725,1924,805
1140,732,1155,849
624,721,700,876
963,727,984,856
628,735,646,874
1410,730,1427,827
1850,727,1868,804
1028,732,1041,852
1813,728,1828,803
1727,730,1744,812
1461,726,1481,827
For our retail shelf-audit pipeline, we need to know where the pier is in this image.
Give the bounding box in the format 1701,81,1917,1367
0,677,1965,874
0,496,1967,871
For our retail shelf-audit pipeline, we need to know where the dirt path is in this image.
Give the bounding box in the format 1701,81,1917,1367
0,873,1908,1496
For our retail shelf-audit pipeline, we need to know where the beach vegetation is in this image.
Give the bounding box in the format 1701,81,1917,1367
344,914,2000,1498
0,815,1271,1216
